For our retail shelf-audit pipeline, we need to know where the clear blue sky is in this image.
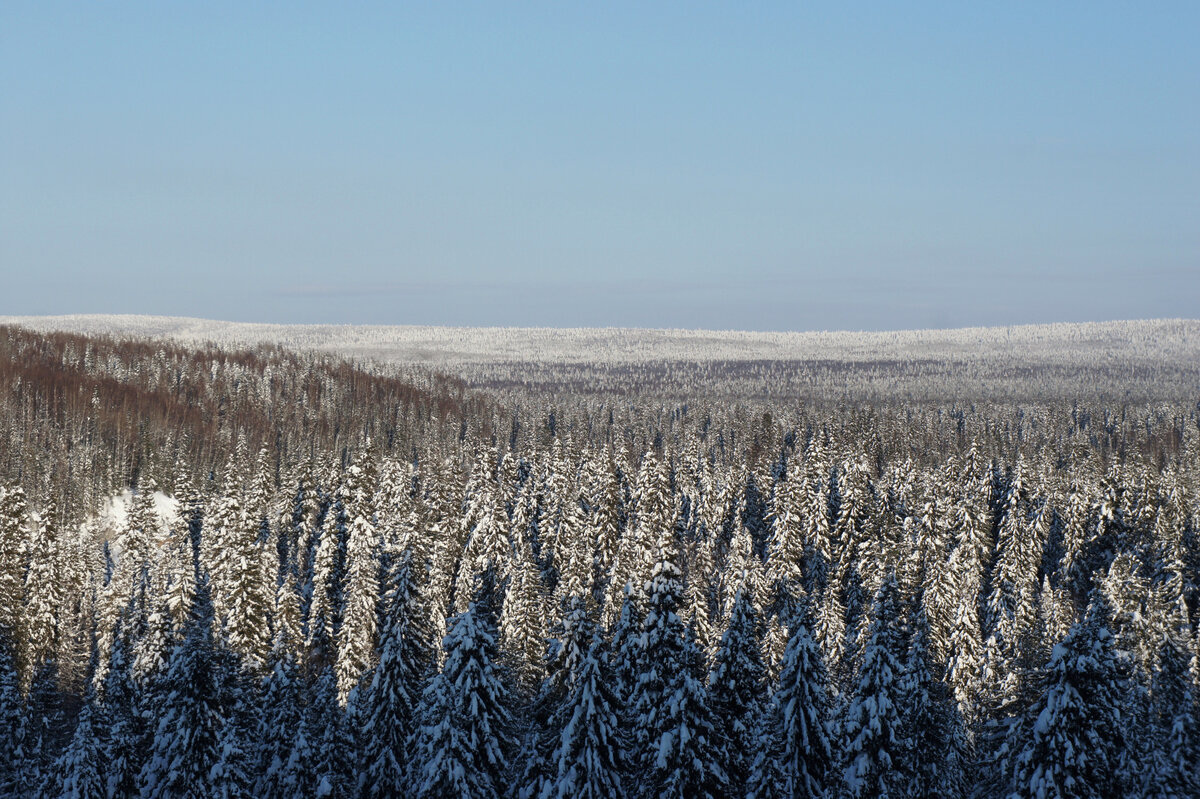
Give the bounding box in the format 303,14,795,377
2,2,1197,330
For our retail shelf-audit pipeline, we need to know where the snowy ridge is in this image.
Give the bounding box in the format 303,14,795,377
1,314,1197,367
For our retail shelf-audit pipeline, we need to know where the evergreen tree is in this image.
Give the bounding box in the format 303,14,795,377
337,462,382,704
100,609,145,799
630,533,728,798
410,602,513,799
500,540,548,692
23,500,63,691
136,577,246,799
0,641,33,796
518,595,599,799
308,666,354,798
708,587,766,794
747,609,832,799
0,483,29,660
898,600,967,799
543,637,627,799
359,549,431,799
42,688,105,799
254,652,303,798
841,572,905,799
1006,594,1130,799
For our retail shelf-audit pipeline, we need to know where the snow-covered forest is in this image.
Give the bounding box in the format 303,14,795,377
1,322,1198,797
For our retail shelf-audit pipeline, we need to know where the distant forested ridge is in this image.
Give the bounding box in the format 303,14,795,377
0,324,1196,798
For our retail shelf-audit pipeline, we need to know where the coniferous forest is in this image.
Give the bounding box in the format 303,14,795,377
1,323,1199,799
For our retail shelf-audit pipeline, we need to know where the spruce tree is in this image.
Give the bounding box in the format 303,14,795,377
410,601,513,799
0,641,32,796
841,572,905,799
1006,594,1130,799
747,609,832,799
630,533,728,798
337,464,382,704
42,688,105,799
708,586,766,794
136,577,246,799
359,550,431,799
545,637,628,799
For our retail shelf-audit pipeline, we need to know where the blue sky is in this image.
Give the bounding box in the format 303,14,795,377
2,2,1197,330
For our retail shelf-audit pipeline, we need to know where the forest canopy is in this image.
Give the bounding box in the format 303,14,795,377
0,323,1196,798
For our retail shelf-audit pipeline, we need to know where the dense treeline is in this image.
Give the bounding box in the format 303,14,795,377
0,327,1198,798
0,325,482,527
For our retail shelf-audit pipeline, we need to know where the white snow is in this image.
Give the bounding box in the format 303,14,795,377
1,313,1197,368
94,489,179,534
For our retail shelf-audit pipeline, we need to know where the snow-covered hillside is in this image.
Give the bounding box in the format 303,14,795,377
2,314,1197,367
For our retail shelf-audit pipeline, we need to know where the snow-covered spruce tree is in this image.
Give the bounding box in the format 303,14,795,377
766,458,806,610
25,659,66,789
945,569,986,725
747,607,833,799
586,453,622,611
684,529,719,664
275,706,320,799
22,498,63,692
708,586,766,794
604,452,673,621
302,665,352,798
552,491,595,610
543,637,628,799
500,539,548,693
840,570,905,799
898,597,967,799
0,483,29,665
517,595,598,799
814,580,848,689
203,446,247,627
255,573,308,799
453,468,510,615
221,510,273,675
721,520,765,620
1141,624,1197,798
305,506,339,675
100,606,147,799
410,600,514,799
630,532,728,799
359,549,433,799
254,650,303,799
1005,592,1131,799
121,480,161,585
984,464,1044,682
337,459,383,704
136,576,249,799
0,639,33,796
607,593,643,709
41,680,105,799
799,442,834,598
